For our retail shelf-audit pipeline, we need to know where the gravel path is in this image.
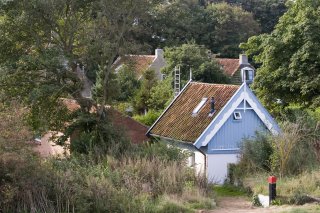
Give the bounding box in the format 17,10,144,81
201,197,316,213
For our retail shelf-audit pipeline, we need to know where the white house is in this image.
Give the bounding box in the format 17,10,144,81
112,49,167,80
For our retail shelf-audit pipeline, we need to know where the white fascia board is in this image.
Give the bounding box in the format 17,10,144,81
146,80,192,136
194,83,281,149
193,83,246,148
244,84,281,135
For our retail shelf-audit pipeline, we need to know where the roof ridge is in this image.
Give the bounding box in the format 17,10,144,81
216,58,239,60
190,81,240,87
126,54,155,57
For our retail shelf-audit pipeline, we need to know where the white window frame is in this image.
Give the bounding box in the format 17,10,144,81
192,98,208,115
233,111,242,120
246,69,254,81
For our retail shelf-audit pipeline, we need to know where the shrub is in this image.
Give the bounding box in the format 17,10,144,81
237,132,273,176
133,110,161,126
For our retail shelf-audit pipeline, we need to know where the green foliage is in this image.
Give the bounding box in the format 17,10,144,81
148,76,174,111
163,43,230,84
116,65,140,101
133,110,161,126
203,3,260,57
213,185,247,197
241,0,320,109
252,194,262,206
0,129,215,213
238,133,273,173
211,0,288,33
152,1,260,57
135,141,188,162
60,110,131,157
236,111,320,180
133,69,158,113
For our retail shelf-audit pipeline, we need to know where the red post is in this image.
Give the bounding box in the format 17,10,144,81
268,176,277,203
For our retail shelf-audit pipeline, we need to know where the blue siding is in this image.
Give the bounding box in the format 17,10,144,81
207,108,267,154
193,83,281,150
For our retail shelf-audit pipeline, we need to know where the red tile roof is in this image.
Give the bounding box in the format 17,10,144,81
216,58,240,76
149,82,240,143
113,55,155,77
61,99,149,144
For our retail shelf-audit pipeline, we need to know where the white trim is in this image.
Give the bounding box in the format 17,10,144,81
210,148,240,151
200,92,245,146
146,80,193,135
193,84,245,147
233,111,242,120
245,92,278,135
194,83,280,148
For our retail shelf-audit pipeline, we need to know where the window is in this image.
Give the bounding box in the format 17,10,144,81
245,69,254,81
233,111,242,120
192,98,208,115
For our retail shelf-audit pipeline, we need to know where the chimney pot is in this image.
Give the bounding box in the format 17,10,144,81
155,48,164,58
239,54,249,65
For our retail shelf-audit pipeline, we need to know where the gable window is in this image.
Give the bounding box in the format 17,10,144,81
192,98,208,115
233,111,242,120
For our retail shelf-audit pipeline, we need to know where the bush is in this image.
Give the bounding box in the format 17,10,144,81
236,132,273,176
133,110,161,126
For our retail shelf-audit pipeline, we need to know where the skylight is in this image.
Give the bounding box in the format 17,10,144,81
192,98,208,115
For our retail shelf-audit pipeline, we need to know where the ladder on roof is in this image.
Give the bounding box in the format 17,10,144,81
174,66,181,97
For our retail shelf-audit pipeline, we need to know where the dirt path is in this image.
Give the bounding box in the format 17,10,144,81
203,196,317,213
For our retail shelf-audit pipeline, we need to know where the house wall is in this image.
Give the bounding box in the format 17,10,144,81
207,153,238,184
161,139,205,176
207,104,267,153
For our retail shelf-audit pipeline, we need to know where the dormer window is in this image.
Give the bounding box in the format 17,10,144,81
233,112,242,120
192,98,208,115
246,69,254,81
241,67,254,84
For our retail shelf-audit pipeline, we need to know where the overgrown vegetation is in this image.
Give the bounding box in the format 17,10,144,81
0,103,214,213
232,111,320,204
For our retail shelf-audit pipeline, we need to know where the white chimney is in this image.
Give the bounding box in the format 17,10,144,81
155,48,164,58
239,54,249,65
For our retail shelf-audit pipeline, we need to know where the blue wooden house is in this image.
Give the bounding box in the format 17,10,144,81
147,68,280,183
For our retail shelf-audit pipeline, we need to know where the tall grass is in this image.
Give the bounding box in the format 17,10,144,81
0,143,214,212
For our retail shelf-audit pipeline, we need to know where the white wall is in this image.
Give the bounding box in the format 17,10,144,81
163,140,205,176
207,154,239,184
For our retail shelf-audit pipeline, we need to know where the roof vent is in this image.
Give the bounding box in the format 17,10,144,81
208,97,215,117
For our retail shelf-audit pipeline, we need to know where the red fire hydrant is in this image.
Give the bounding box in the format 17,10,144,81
268,176,277,204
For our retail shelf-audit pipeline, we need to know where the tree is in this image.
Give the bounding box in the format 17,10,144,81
133,69,158,114
241,0,320,110
151,1,260,57
210,0,288,33
202,3,260,57
147,76,174,111
115,65,140,102
0,0,158,153
163,43,230,85
150,0,206,48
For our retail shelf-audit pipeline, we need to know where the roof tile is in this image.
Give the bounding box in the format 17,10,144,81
149,82,240,142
